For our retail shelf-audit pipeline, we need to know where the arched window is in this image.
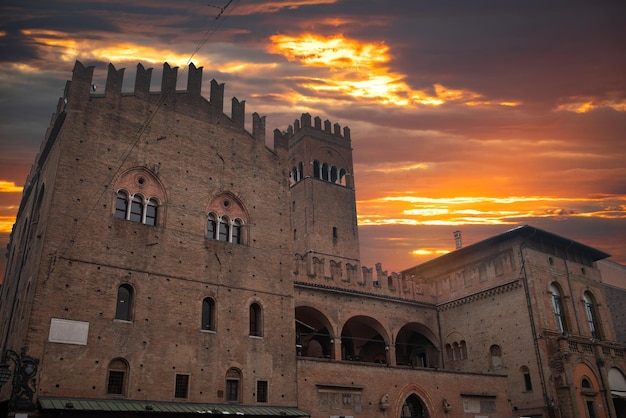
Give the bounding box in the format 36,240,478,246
115,284,133,321
549,284,568,334
129,194,144,222
113,169,164,226
145,198,158,226
202,298,215,331
490,345,502,369
249,303,263,337
115,191,129,219
232,219,242,244
452,342,460,361
206,194,247,245
339,168,346,186
321,163,329,181
330,166,338,183
313,160,321,179
446,344,453,361
207,213,217,239
521,366,533,391
218,216,230,242
107,358,129,395
581,377,593,389
583,292,602,339
460,340,467,359
226,368,242,403
401,394,428,418
290,167,297,185
115,192,160,226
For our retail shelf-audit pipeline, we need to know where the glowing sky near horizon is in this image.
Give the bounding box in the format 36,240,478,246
0,0,624,272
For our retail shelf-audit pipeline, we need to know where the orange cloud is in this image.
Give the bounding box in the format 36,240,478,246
357,195,626,226
21,29,197,68
556,96,626,113
0,216,16,234
268,33,508,107
0,181,23,193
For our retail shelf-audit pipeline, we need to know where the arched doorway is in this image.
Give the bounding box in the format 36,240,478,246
401,394,428,418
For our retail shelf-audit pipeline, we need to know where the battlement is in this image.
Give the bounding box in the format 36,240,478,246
64,61,271,147
293,254,435,304
274,113,351,149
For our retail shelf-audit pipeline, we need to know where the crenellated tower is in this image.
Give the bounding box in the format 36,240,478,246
279,113,361,284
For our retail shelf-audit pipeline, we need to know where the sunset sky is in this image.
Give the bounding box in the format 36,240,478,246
1,0,625,274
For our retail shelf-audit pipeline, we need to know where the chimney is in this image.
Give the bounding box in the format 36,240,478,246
454,231,463,249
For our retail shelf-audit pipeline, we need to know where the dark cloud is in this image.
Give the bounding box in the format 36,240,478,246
0,0,624,272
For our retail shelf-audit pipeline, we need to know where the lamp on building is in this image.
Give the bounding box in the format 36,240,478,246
0,348,40,411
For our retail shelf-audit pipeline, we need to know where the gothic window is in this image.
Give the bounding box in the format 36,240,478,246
232,219,242,244
218,216,230,242
550,283,568,334
145,198,158,225
202,298,215,331
207,213,217,239
113,169,165,226
249,303,263,337
115,284,133,321
115,191,160,226
226,368,242,403
339,168,346,185
401,394,428,418
206,195,247,245
115,191,128,219
583,292,601,339
129,195,143,222
107,358,129,395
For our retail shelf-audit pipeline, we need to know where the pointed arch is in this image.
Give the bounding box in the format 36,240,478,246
113,167,166,226
206,192,249,245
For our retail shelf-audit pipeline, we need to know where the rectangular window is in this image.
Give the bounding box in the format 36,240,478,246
226,379,239,402
175,374,189,399
256,380,268,403
586,401,597,418
107,371,125,394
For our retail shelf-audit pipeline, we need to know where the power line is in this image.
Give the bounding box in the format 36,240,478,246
55,0,239,259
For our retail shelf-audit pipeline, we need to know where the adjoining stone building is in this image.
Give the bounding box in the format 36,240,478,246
0,61,624,418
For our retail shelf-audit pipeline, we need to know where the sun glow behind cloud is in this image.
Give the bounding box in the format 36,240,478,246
357,195,626,226
268,33,516,108
21,29,196,68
